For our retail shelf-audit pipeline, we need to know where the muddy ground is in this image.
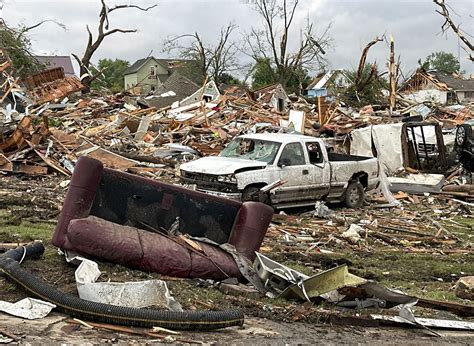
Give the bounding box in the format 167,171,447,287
0,174,473,344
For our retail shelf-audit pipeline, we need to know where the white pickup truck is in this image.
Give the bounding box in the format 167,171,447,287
180,133,380,208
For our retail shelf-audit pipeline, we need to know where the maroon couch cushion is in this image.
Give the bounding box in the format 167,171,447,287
67,216,241,280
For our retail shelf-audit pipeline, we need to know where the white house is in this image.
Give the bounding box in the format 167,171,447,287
399,70,474,104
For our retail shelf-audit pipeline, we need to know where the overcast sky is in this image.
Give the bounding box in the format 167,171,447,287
2,0,473,78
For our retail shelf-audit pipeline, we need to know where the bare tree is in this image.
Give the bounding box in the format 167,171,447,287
72,0,157,92
163,23,240,84
433,0,474,61
244,0,331,91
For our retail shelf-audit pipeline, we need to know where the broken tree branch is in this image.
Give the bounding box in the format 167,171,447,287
433,0,474,61
21,19,67,34
355,36,383,88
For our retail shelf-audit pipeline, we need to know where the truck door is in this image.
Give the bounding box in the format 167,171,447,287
305,141,330,198
274,142,315,202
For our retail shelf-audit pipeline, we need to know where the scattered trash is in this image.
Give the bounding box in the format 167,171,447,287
73,256,182,311
371,313,474,332
388,174,445,194
455,276,474,301
341,224,363,243
254,252,365,302
0,298,56,320
313,201,335,218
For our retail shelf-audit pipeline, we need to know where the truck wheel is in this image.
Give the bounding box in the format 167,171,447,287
344,181,364,208
456,124,472,148
242,186,271,205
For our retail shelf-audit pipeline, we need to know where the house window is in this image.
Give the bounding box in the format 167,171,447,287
464,91,474,99
150,66,156,76
277,98,284,112
447,91,457,104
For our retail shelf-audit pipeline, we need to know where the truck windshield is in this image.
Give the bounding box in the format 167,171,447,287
220,138,281,163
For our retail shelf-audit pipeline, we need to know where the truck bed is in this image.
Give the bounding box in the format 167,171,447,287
328,152,373,162
328,154,379,189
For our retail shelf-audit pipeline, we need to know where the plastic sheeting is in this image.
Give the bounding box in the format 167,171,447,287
0,298,55,320
350,124,404,175
73,256,182,311
350,126,373,157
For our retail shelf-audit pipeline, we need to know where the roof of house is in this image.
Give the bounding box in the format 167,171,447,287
35,55,75,75
432,71,474,91
124,57,155,75
219,84,249,98
124,57,195,76
307,70,345,90
251,83,287,104
307,72,325,90
252,83,282,94
401,69,474,93
140,72,200,109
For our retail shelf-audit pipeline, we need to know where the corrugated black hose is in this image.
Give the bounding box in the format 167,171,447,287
0,242,244,330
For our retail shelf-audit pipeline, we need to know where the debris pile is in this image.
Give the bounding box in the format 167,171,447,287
1,49,473,341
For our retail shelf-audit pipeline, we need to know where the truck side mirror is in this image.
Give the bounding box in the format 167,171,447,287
278,158,291,167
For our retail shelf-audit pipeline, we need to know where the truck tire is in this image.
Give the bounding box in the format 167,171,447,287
456,124,472,148
344,181,364,208
241,186,271,205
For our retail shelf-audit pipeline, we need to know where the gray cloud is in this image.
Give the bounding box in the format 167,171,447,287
2,0,473,77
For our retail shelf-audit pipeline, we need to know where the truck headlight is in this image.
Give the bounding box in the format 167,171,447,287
217,174,237,183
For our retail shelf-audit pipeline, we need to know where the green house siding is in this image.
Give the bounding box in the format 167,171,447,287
124,58,169,94
124,73,137,90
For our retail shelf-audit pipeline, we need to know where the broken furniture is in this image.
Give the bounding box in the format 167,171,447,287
401,121,447,172
52,156,274,280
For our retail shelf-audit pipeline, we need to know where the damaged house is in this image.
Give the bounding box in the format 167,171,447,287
304,69,350,98
180,79,221,106
34,55,76,76
138,72,200,110
399,69,474,105
250,83,290,112
123,57,194,95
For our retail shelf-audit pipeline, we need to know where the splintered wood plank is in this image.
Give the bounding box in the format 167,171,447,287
0,162,48,175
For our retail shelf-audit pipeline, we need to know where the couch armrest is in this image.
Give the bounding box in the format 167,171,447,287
228,202,273,261
52,157,104,249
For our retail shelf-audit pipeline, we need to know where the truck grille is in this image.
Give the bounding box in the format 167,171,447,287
180,171,238,193
181,171,218,183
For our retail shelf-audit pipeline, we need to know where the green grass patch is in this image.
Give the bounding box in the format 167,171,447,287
0,222,54,242
441,216,474,242
343,251,473,303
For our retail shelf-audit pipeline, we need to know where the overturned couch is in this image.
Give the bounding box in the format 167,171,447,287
52,157,274,280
